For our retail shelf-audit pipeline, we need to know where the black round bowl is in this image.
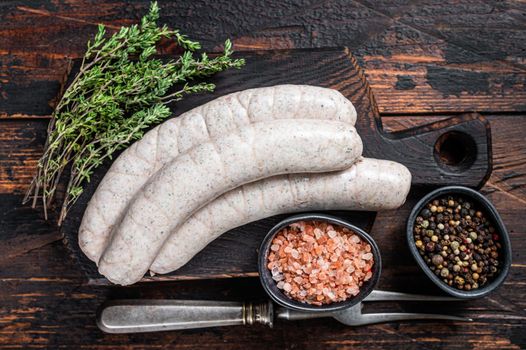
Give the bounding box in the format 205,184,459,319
407,186,512,299
258,213,381,312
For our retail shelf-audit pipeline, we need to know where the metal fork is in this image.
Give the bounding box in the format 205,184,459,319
277,290,472,326
97,290,471,333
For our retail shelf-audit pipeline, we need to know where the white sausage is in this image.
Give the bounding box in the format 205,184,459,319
150,158,411,274
98,119,363,285
79,85,357,263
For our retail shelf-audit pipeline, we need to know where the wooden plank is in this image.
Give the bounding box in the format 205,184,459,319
0,114,524,347
0,1,525,348
0,119,47,194
0,193,524,348
1,0,525,116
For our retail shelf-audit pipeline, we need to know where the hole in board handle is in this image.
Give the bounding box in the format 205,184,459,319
434,131,477,172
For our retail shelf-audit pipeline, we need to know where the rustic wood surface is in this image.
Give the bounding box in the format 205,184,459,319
0,0,525,349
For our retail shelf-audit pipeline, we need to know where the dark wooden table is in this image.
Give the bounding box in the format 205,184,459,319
1,1,525,349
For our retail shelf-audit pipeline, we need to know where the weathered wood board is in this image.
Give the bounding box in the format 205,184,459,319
1,1,525,349
60,48,492,284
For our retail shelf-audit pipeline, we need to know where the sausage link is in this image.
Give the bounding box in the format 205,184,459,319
150,158,411,274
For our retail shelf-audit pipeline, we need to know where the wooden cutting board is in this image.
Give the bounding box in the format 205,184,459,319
62,47,492,284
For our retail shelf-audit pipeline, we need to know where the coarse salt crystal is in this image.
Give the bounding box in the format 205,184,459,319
291,249,300,259
272,274,284,282
362,252,373,260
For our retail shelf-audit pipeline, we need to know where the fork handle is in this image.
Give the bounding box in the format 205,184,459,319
276,307,335,321
366,290,461,302
348,312,472,326
97,300,273,333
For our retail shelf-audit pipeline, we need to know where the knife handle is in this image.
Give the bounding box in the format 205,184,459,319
97,299,273,333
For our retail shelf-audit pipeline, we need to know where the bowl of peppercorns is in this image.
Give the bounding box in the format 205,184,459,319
407,186,512,298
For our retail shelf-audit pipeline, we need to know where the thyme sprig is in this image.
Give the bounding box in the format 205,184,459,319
24,2,245,224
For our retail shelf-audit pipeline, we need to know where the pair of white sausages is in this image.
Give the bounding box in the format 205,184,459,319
79,85,411,285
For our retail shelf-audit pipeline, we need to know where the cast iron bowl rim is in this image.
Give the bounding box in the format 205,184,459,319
258,213,382,312
406,185,512,299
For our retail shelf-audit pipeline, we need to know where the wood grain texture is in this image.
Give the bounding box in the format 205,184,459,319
1,0,525,116
0,0,525,349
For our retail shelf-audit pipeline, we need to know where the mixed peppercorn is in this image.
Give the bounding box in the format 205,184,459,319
413,195,502,291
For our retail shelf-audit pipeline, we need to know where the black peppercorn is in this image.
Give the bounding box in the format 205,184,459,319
425,242,436,252
421,208,432,219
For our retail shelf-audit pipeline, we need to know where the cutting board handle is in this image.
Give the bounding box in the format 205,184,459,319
364,113,492,189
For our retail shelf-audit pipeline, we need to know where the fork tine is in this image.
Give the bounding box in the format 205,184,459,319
342,312,473,326
365,290,461,302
